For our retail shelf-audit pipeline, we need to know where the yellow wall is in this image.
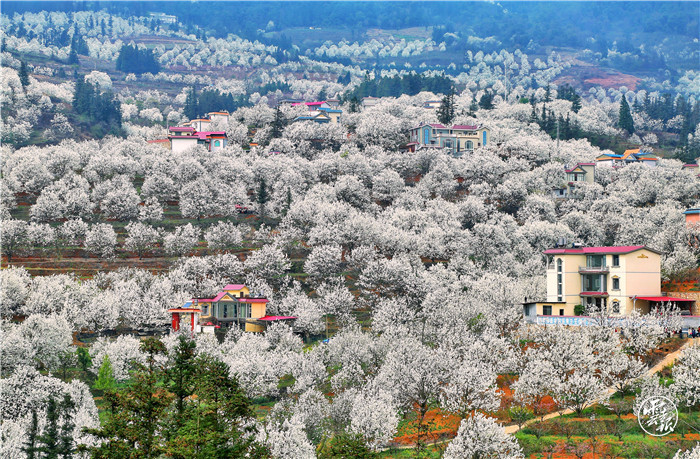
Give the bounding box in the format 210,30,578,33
546,249,661,315
245,323,265,332
251,302,266,319
224,286,250,297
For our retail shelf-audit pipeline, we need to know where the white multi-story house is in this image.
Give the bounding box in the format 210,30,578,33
406,122,490,157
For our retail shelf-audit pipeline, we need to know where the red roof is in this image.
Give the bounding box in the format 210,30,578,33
543,245,659,255
224,284,246,290
169,135,199,140
195,131,226,140
291,101,325,106
633,296,694,302
257,315,297,321
168,308,200,313
580,291,608,296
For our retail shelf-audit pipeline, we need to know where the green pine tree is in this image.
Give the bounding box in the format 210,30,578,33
22,410,39,459
19,60,30,88
166,335,197,420
619,95,635,134
571,93,582,113
82,338,172,458
77,347,92,375
93,354,116,391
184,87,199,121
437,88,456,126
271,105,284,139
256,178,269,217
36,397,60,458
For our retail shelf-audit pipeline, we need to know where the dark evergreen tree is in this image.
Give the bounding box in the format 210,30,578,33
319,432,377,459
19,60,30,88
348,95,360,113
468,99,479,117
76,347,92,376
115,44,160,74
256,178,269,217
166,335,197,420
479,90,494,110
83,338,171,459
36,397,60,458
618,95,635,134
436,88,456,126
22,410,39,459
271,105,284,139
184,87,199,121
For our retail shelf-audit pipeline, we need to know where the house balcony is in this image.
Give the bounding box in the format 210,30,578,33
578,265,609,274
580,291,608,297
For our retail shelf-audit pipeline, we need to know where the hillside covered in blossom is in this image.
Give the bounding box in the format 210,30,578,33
1,2,700,458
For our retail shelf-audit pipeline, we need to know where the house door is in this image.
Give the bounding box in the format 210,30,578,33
423,127,430,144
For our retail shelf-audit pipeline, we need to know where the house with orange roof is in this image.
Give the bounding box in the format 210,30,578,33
596,148,659,168
168,283,296,333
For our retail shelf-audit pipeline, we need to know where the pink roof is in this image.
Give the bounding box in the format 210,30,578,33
212,291,228,302
194,132,227,140
683,164,699,168
169,135,199,139
580,291,608,296
224,284,246,290
169,126,195,132
291,101,325,106
543,245,659,255
239,298,269,303
257,315,297,321
451,124,479,130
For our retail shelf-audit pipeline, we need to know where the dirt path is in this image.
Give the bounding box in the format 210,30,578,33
503,339,697,435
378,339,699,453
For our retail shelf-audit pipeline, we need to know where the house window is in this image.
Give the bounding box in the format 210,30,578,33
612,300,620,313
466,140,473,150
582,274,605,292
586,255,605,268
444,139,452,149
238,304,251,318
202,305,209,315
557,259,563,301
559,309,565,316
214,140,220,147
482,131,487,146
612,255,620,267
223,304,228,318
612,277,620,290
543,305,552,316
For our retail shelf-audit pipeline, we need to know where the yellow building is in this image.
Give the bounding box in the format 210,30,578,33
525,245,667,318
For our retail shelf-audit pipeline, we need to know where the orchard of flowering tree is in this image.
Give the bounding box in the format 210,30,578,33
2,2,700,458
